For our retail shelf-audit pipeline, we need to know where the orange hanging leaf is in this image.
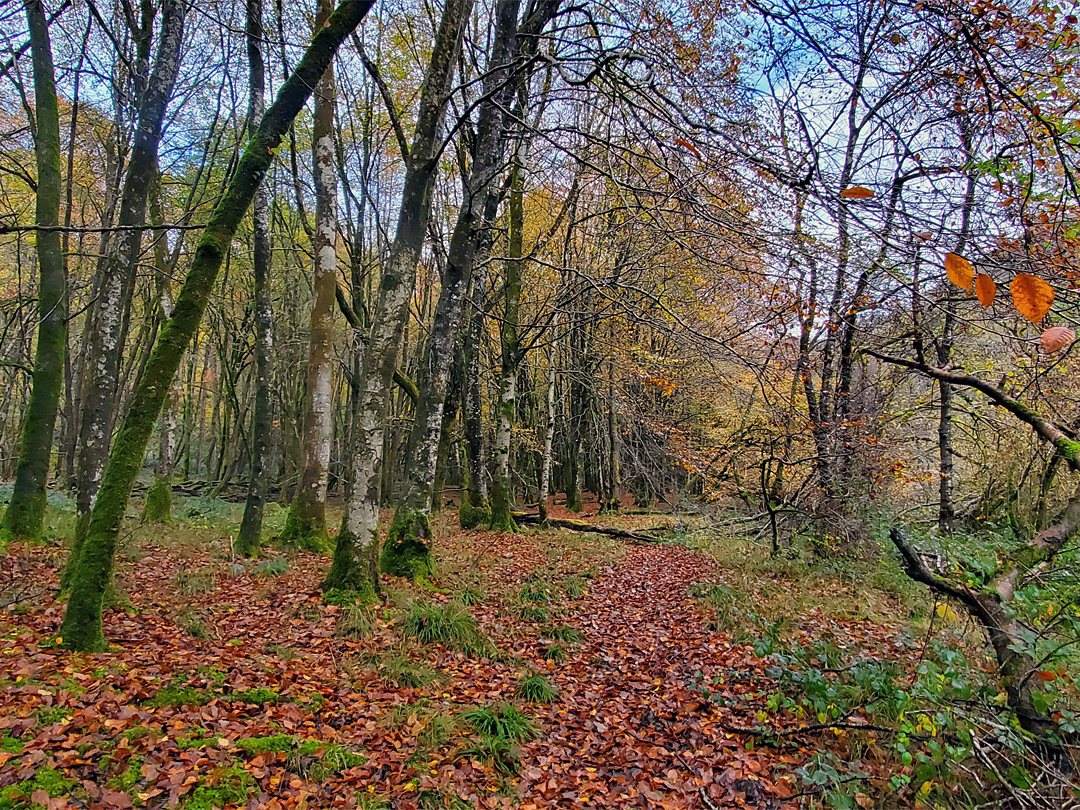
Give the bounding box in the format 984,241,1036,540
673,138,701,158
840,186,874,199
1040,326,1075,353
974,273,996,308
1035,670,1058,682
944,252,974,291
1011,273,1054,323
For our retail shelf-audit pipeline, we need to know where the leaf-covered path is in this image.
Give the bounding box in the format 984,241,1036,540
518,544,795,809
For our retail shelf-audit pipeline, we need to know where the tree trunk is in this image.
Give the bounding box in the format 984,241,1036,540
280,0,338,551
70,0,186,558
490,152,524,532
537,314,557,524
59,0,376,652
460,267,489,528
323,0,471,597
237,0,274,557
1,0,65,544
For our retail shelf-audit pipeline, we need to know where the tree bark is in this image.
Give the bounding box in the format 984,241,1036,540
323,0,471,596
59,0,376,652
281,0,339,551
237,0,275,557
71,0,186,554
460,264,490,528
1,0,65,544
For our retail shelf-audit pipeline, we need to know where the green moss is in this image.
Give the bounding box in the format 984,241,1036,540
1,735,23,754
1056,437,1080,462
236,734,304,755
277,503,330,552
107,756,142,792
175,733,216,751
143,686,212,708
322,515,381,597
458,496,489,531
123,726,154,743
141,475,173,523
0,767,76,806
323,587,376,608
36,706,73,725
381,507,434,580
488,497,517,533
230,687,283,705
182,766,253,810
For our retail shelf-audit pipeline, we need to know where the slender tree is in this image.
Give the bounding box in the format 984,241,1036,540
280,0,339,550
0,0,65,544
236,0,275,557
59,0,377,651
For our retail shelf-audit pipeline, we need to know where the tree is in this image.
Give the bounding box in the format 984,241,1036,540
0,0,65,544
280,0,339,551
59,0,377,652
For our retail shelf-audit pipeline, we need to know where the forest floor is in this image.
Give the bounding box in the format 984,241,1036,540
0,496,924,810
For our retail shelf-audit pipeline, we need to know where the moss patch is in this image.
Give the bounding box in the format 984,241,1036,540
381,508,434,580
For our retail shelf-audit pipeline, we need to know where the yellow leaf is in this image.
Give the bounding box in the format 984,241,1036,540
1011,273,1054,322
935,603,959,622
945,253,974,291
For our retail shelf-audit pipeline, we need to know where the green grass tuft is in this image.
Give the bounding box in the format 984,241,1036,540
402,601,490,655
516,673,559,703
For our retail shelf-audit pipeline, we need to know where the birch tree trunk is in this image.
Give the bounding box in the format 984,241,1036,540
70,0,186,560
322,0,472,597
281,0,338,551
460,260,490,528
490,153,524,532
1,0,65,544
237,0,275,557
59,0,376,652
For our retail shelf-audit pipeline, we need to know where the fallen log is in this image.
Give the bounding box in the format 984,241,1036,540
512,512,675,544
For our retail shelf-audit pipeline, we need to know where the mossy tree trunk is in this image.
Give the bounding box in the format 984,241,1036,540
384,0,526,575
490,153,524,533
237,0,275,557
281,0,338,553
72,0,186,543
460,264,490,529
384,0,562,574
1,0,65,545
59,0,377,652
324,0,471,595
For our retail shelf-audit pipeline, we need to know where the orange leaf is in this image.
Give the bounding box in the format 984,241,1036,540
1040,326,1075,353
1011,273,1054,323
944,253,974,291
673,138,701,158
1036,670,1058,682
840,186,874,199
974,273,996,308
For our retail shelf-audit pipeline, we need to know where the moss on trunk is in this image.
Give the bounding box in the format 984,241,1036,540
278,503,330,552
2,0,66,546
488,493,517,532
459,489,489,530
141,475,172,523
381,507,434,580
321,514,380,600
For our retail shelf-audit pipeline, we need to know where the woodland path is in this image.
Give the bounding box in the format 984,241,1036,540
515,544,797,809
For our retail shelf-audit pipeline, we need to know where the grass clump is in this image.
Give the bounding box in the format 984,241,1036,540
236,734,304,755
516,673,558,703
402,601,490,655
253,556,289,577
541,642,568,663
356,793,392,810
459,584,485,605
545,624,583,644
457,704,537,777
562,575,587,598
462,702,538,742
144,686,212,708
174,565,214,596
518,575,555,604
519,605,549,623
182,765,253,810
304,743,366,779
336,603,376,638
378,654,442,689
418,788,471,810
